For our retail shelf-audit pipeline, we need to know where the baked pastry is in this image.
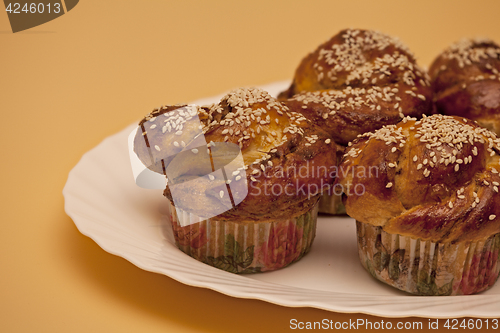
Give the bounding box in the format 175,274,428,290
429,38,500,135
134,88,337,273
279,29,432,100
338,114,500,295
280,29,433,214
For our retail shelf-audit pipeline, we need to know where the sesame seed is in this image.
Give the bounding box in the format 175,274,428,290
413,155,418,162
208,175,215,180
173,141,179,147
455,164,460,172
191,149,198,154
235,176,241,181
490,215,496,220
391,147,397,153
325,139,331,144
219,191,224,199
449,202,453,208
250,176,256,182
386,182,393,188
154,145,161,151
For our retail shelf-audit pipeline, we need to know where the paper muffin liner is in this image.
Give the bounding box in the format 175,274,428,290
356,221,500,296
318,191,346,215
168,202,318,273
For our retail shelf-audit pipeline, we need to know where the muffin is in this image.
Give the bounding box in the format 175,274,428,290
279,29,433,214
134,88,338,273
429,38,500,135
338,114,500,295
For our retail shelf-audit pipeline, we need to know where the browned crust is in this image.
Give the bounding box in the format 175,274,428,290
284,83,431,145
429,38,500,136
338,115,500,242
278,29,432,145
279,29,431,98
155,88,338,222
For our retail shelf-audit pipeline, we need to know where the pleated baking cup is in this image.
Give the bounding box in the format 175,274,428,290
356,221,500,296
168,202,319,273
318,191,346,215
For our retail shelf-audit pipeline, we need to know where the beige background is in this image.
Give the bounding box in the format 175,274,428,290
2,1,500,332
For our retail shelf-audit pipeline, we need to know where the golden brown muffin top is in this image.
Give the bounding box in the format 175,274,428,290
338,114,500,242
429,38,500,86
429,38,500,135
285,83,430,145
133,88,337,222
280,29,431,98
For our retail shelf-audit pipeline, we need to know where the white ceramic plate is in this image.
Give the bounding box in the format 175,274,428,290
63,81,500,318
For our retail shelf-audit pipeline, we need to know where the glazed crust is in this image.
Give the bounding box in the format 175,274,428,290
279,29,432,144
285,84,431,146
429,39,500,135
338,115,500,242
146,88,337,222
279,29,431,97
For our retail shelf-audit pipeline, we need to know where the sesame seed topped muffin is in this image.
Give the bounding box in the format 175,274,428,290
279,29,433,214
429,38,500,136
134,87,338,273
338,114,500,295
279,29,431,99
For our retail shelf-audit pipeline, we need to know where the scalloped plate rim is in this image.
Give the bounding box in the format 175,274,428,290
63,81,500,319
